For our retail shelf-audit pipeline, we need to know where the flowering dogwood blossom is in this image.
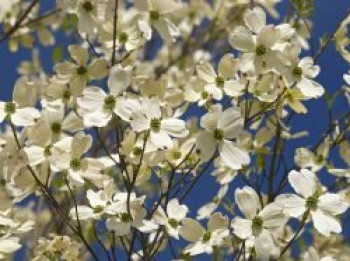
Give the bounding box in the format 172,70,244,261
232,186,287,260
180,212,229,256
196,105,250,169
277,169,349,236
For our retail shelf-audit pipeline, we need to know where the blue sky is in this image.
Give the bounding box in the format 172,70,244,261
2,0,349,260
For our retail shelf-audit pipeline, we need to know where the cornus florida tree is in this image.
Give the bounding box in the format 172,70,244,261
0,1,349,261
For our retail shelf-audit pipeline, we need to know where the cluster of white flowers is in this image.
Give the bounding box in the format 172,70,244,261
0,0,349,260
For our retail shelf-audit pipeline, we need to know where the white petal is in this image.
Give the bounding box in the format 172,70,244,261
217,107,244,139
259,203,287,230
288,169,317,198
311,209,342,236
150,130,173,149
196,131,216,162
106,219,131,236
229,26,255,52
257,25,280,48
196,62,217,83
318,193,348,216
167,199,188,220
220,140,250,170
88,59,109,80
223,79,245,97
154,0,181,14
244,7,266,33
179,218,204,242
24,146,45,166
70,205,94,220
0,237,21,253
255,231,276,261
200,108,220,132
161,118,188,138
0,102,6,123
71,132,92,158
12,107,40,126
231,217,252,239
297,78,324,98
68,45,88,66
82,110,112,128
77,87,106,111
299,57,320,78
153,19,177,44
208,212,229,232
235,186,261,219
108,65,133,96
275,194,306,218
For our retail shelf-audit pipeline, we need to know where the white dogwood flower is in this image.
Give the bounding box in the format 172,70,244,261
135,0,182,43
229,7,291,73
276,169,349,236
153,199,188,239
196,105,250,169
126,98,188,149
232,186,287,261
180,212,229,256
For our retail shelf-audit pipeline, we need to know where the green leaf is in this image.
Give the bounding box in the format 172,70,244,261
292,0,314,18
62,13,78,32
52,46,63,64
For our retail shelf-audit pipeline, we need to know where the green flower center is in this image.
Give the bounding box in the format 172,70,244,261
51,122,62,134
306,195,318,211
292,66,303,78
104,95,116,111
44,145,52,157
168,218,179,229
76,66,87,75
202,231,211,243
215,76,225,87
172,151,182,160
120,213,131,223
82,1,94,12
189,11,196,20
252,215,263,229
5,102,16,114
255,45,267,56
201,91,209,99
94,205,104,213
252,215,263,235
70,158,81,171
150,10,160,21
119,32,128,44
133,146,143,156
213,128,225,140
150,118,161,132
62,89,71,101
